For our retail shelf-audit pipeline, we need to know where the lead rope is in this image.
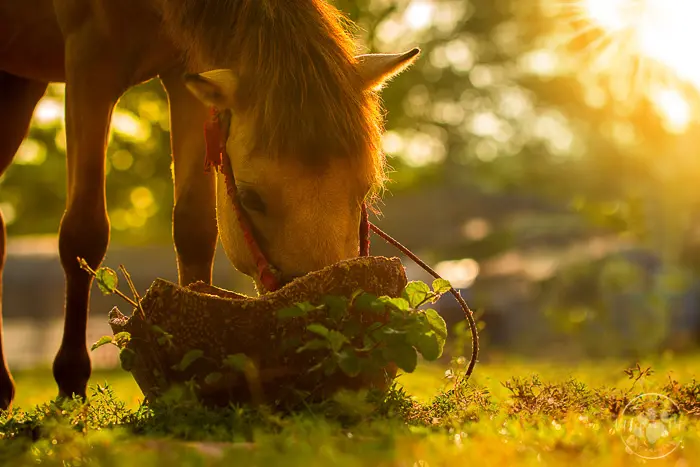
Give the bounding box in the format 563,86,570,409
366,222,479,383
206,108,478,383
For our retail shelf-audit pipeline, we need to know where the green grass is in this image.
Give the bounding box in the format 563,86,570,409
2,355,699,466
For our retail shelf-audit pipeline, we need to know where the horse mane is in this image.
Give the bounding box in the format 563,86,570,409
160,0,387,196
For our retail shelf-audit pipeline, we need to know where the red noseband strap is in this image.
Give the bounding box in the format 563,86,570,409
204,107,370,293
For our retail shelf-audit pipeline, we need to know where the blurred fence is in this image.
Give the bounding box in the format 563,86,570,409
2,236,256,370
4,184,700,371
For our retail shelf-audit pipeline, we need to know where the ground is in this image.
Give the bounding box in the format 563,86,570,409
2,354,699,466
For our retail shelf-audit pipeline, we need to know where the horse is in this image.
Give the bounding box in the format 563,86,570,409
0,0,419,410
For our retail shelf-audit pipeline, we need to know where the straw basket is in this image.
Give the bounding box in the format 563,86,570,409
108,256,407,407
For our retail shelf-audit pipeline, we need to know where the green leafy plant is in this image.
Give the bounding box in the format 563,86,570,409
78,259,139,310
81,259,168,376
278,279,451,378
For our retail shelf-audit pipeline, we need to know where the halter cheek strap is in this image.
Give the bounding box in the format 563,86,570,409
204,107,371,293
204,108,282,292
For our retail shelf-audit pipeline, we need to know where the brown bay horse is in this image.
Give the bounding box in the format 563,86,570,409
0,0,419,410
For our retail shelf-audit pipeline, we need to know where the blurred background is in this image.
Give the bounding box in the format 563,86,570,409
3,0,700,370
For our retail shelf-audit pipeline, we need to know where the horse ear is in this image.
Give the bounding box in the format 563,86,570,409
184,69,238,108
355,48,421,91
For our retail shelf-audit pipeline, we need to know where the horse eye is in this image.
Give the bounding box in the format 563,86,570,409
239,188,266,214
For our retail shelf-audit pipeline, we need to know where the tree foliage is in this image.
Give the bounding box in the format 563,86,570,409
3,0,699,275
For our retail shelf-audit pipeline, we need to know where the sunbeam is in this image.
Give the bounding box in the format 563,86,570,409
544,0,700,130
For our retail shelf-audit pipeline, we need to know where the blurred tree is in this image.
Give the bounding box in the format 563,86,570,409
3,0,700,271
1,80,173,245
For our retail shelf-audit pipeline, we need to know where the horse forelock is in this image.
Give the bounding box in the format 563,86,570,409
160,0,387,202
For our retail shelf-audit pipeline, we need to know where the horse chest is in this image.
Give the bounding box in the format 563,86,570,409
0,0,66,81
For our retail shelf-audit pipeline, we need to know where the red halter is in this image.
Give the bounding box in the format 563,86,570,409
203,107,370,293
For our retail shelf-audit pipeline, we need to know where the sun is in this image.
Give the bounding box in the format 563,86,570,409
585,0,700,89
584,0,636,31
547,0,700,131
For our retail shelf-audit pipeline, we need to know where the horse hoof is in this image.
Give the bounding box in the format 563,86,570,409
0,394,13,412
0,375,14,412
53,347,91,404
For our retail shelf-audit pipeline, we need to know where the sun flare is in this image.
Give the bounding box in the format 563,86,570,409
585,0,700,88
548,0,700,130
585,0,634,31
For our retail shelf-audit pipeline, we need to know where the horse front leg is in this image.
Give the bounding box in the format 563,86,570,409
161,71,218,287
53,45,124,401
0,73,48,411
